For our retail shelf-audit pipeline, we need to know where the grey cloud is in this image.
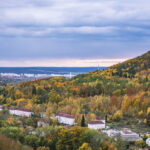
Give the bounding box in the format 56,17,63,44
0,0,149,65
0,0,150,27
0,26,118,37
0,37,149,60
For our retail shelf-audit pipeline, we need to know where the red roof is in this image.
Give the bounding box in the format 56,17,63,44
88,120,104,125
96,116,104,120
57,112,75,119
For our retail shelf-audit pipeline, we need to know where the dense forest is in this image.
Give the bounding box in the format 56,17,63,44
0,51,150,150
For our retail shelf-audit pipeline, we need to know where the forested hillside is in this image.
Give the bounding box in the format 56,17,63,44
104,50,150,78
0,51,149,121
0,51,150,150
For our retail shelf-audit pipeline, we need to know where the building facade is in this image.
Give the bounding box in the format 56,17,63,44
88,120,105,129
0,106,3,111
56,113,75,125
9,108,33,117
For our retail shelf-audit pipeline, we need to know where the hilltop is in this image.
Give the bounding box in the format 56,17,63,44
104,50,150,78
1,51,149,100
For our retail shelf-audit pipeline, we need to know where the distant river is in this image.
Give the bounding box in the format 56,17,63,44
0,67,106,79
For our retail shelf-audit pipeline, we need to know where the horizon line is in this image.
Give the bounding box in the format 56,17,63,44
0,66,107,68
0,58,128,67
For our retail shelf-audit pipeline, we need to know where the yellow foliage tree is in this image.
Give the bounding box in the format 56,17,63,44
15,89,24,99
7,116,14,124
78,143,92,150
16,98,27,108
102,141,118,150
112,111,123,121
147,107,150,114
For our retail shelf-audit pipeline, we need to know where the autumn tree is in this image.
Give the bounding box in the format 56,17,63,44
78,143,92,150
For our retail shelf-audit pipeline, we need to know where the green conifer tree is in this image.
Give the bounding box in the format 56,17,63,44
81,115,86,127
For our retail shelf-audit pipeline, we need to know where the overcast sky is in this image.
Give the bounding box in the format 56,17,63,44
0,0,149,67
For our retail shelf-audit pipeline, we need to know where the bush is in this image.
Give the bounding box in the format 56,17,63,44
101,141,118,150
25,134,40,149
135,140,146,148
0,127,22,140
77,143,92,150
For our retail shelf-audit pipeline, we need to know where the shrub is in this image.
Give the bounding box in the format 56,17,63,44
135,140,146,148
77,143,92,150
25,134,40,149
0,127,22,140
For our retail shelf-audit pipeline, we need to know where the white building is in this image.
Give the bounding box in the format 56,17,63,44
56,112,75,125
146,138,150,146
120,129,141,141
9,108,34,117
88,120,105,130
37,118,49,127
0,105,3,111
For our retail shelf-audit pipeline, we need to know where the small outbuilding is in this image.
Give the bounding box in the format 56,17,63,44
9,108,34,117
37,118,49,127
88,120,105,130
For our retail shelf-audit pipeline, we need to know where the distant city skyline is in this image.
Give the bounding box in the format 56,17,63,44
0,0,149,67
